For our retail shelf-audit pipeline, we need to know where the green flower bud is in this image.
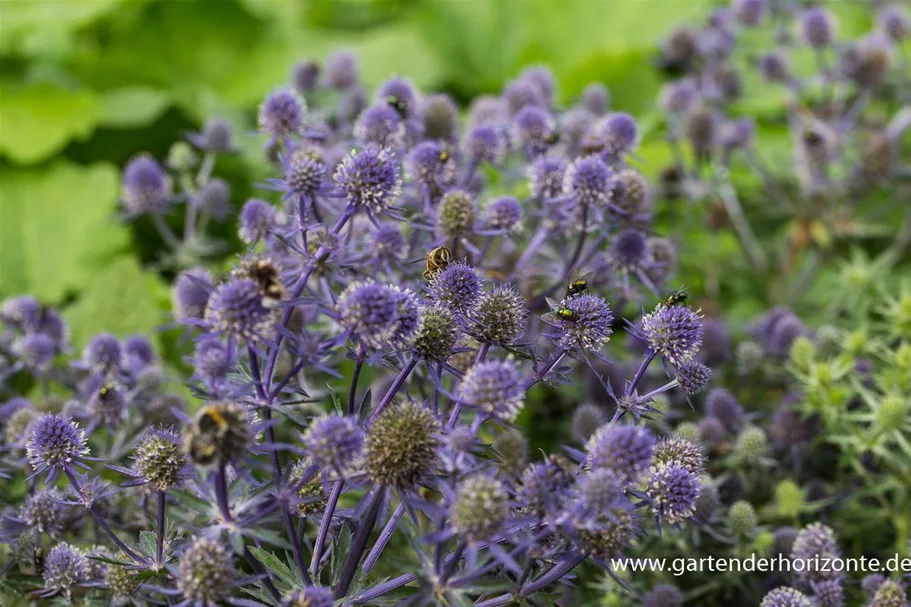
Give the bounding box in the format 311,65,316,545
728,500,758,539
774,480,804,518
876,394,907,430
789,336,816,371
735,426,767,464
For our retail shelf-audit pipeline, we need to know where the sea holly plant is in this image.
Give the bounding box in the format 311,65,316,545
0,49,724,606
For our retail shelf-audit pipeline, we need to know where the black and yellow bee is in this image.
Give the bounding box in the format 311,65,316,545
566,272,594,298
664,286,688,308
184,405,228,466
422,246,452,281
234,258,286,307
386,95,408,118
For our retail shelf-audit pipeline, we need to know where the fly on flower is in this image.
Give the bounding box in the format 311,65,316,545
664,285,688,308
543,296,576,323
566,271,594,298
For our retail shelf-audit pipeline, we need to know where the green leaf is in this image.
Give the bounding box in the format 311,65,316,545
0,83,100,164
99,87,171,128
63,255,169,349
139,530,158,559
0,162,127,301
247,547,299,588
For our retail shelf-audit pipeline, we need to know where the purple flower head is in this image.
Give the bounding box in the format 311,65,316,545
643,584,683,607
810,580,843,607
466,124,508,165
14,332,55,374
512,105,556,153
132,427,189,491
422,93,459,141
334,145,402,214
205,277,278,341
693,479,719,524
25,413,90,479
721,118,755,151
122,155,171,216
521,65,555,106
0,295,42,332
760,587,814,607
792,523,842,584
769,314,807,357
188,117,234,153
192,177,230,219
258,88,306,140
471,284,528,346
880,5,911,42
638,303,703,365
413,305,459,364
22,489,65,534
518,458,572,517
82,333,122,374
841,34,894,88
653,436,705,474
302,414,364,477
676,360,712,395
563,155,613,208
283,586,334,607
450,474,510,542
172,267,214,322
866,580,907,607
581,82,610,115
429,261,483,314
862,575,887,598
597,112,638,155
337,281,420,350
482,196,522,233
459,359,524,422
468,95,509,127
282,148,326,200
177,536,236,604
408,141,456,190
614,168,651,217
527,155,568,200
734,0,766,27
124,334,155,372
42,543,87,597
610,228,649,272
646,462,700,524
574,504,635,559
577,468,623,514
325,50,359,89
370,223,408,263
377,76,420,120
705,389,744,433
587,424,654,487
758,52,790,83
801,7,836,48
661,26,700,69
194,337,231,383
503,78,545,114
551,293,613,352
660,79,698,114
0,397,30,426
684,106,717,159
364,400,440,489
355,103,405,148
238,199,277,244
88,381,127,428
291,60,320,93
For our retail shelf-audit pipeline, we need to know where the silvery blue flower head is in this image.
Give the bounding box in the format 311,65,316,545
503,77,546,114
675,360,712,395
325,50,359,89
758,52,790,83
283,586,334,607
301,414,364,476
660,79,698,114
880,5,910,42
122,155,171,216
25,413,90,480
643,584,683,607
281,148,326,200
364,400,440,490
412,304,460,364
336,280,420,350
82,333,122,374
547,293,613,353
370,223,408,263
563,155,613,208
421,93,459,141
41,543,87,598
258,88,306,143
355,103,404,148
596,112,638,156
587,424,654,487
14,332,55,374
429,261,483,315
21,489,65,534
637,303,703,365
194,337,231,384
610,228,650,273
646,462,700,524
459,359,525,422
172,268,214,322
705,389,744,433
791,523,842,584
291,60,320,94
130,427,190,491
512,105,556,154
377,76,420,120
204,277,278,341
88,381,127,428
734,0,766,27
466,124,507,165
800,7,836,48
520,65,556,107
760,587,814,607
334,145,402,215
576,467,623,515
527,155,568,200
450,474,510,543
176,535,236,605
188,117,234,153
517,457,572,518
471,284,528,346
482,196,522,233
238,198,276,245
581,82,610,115
0,295,42,332
408,140,456,191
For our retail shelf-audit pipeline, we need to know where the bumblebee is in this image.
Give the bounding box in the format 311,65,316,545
184,403,250,466
234,257,286,306
566,272,593,298
422,246,452,281
386,95,409,118
544,131,560,145
664,286,688,308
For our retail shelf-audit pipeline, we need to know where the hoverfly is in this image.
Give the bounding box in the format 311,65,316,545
663,285,688,308
386,95,409,118
421,246,452,281
566,271,594,298
544,296,576,323
234,257,286,307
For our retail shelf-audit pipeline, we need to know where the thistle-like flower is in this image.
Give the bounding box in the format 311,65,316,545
129,427,189,491
412,305,460,364
173,268,214,322
337,281,420,350
459,359,524,422
355,103,404,148
25,413,91,480
637,303,703,365
258,88,306,142
429,261,483,315
41,543,87,598
646,462,700,524
450,475,510,543
122,155,171,216
334,145,402,215
301,414,364,477
562,155,613,208
176,536,236,605
547,293,613,352
364,401,440,490
760,587,814,607
205,277,278,341
471,284,528,346
587,424,654,487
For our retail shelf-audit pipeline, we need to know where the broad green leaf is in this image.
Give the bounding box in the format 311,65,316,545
0,162,127,302
99,87,171,128
0,0,125,56
63,255,169,349
0,83,100,164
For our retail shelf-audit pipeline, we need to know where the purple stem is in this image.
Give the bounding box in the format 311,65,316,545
335,487,385,598
518,552,586,596
349,355,365,416
156,490,166,567
522,348,568,391
369,358,418,422
346,573,417,605
363,502,406,573
214,462,232,522
510,224,551,278
626,350,656,397
311,481,345,576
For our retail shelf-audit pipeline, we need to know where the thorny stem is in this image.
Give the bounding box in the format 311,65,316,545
312,481,345,576
363,502,407,573
64,469,148,566
335,487,385,598
564,203,589,279
517,552,586,597
627,350,657,398
370,358,418,422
